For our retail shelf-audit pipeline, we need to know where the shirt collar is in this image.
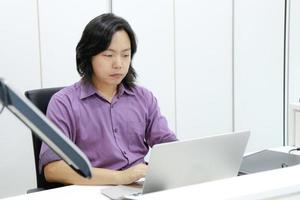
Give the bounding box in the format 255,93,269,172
117,84,135,97
80,80,135,100
80,80,97,99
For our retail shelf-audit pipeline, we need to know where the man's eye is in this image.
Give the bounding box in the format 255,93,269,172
104,54,113,57
123,54,130,57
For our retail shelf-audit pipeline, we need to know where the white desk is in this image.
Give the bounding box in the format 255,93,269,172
140,164,300,200
4,147,300,200
4,185,109,200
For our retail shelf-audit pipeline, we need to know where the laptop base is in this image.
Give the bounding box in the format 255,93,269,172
239,150,300,175
101,184,142,200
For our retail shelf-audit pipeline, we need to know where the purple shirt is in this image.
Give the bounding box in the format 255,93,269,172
39,80,177,171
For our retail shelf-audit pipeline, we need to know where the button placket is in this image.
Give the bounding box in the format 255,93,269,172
109,100,128,163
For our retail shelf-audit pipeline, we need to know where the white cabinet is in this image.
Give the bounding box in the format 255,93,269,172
234,0,285,152
288,104,300,145
175,0,233,139
38,0,110,88
112,0,176,131
0,0,40,198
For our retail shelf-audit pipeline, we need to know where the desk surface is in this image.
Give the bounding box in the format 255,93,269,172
4,146,300,200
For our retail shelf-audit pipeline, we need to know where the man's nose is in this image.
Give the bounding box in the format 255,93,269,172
113,56,122,68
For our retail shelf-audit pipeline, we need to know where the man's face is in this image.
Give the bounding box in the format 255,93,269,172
91,30,131,87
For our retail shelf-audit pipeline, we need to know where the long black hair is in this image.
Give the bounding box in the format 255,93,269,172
76,13,137,88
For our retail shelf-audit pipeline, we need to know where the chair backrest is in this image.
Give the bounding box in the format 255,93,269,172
25,87,64,189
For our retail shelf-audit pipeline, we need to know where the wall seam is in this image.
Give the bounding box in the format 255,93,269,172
36,0,43,88
232,0,235,132
109,0,112,12
283,0,291,145
173,0,178,137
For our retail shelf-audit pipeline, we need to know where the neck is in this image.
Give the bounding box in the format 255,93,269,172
92,79,117,102
98,86,117,98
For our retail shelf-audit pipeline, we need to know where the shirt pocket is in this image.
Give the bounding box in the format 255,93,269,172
126,120,147,152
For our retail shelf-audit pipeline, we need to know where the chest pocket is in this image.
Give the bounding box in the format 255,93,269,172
126,120,147,152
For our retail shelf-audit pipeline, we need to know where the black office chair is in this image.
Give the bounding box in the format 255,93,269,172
25,87,64,191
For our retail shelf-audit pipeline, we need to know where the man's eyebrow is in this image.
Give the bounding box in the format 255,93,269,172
106,48,131,52
122,48,131,52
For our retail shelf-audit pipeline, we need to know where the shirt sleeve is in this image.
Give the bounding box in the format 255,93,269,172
144,90,177,147
39,93,76,173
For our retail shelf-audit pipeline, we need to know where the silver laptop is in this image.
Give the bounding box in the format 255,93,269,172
101,130,250,199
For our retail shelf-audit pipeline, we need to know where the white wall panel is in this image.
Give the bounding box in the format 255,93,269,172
234,0,285,152
39,0,110,88
112,0,176,131
0,0,40,198
289,0,300,104
175,0,233,139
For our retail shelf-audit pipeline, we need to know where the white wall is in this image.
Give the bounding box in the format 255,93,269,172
39,0,110,88
287,0,300,144
289,0,300,104
0,0,40,198
234,0,285,152
0,0,294,198
175,0,233,139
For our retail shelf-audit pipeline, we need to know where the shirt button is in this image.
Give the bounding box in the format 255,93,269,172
123,151,127,155
113,128,117,133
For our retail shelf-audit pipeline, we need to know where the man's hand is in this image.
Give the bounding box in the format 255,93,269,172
118,163,148,185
